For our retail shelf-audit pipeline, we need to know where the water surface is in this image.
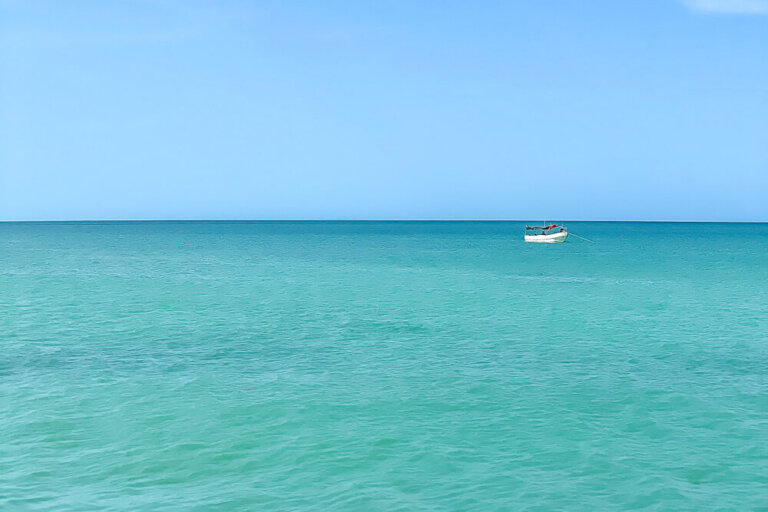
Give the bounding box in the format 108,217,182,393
2,221,767,510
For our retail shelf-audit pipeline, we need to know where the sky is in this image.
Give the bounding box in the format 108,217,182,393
1,0,766,221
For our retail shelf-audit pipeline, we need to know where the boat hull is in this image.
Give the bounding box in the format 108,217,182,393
524,231,568,243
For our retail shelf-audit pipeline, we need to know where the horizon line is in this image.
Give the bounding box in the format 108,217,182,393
1,219,767,224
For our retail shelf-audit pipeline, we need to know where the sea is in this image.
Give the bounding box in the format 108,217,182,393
1,221,767,511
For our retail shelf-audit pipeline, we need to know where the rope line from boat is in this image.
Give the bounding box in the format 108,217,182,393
569,232,594,243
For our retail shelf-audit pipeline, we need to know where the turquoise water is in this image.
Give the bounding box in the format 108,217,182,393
2,221,767,511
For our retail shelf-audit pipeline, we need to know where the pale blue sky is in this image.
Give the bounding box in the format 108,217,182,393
1,0,766,221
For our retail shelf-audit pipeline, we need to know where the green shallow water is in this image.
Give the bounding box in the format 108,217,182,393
1,221,767,511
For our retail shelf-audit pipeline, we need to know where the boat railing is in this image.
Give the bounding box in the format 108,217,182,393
525,224,566,232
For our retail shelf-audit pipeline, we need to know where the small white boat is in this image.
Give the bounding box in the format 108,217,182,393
525,224,568,243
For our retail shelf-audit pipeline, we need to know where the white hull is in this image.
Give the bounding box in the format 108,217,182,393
525,231,568,243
